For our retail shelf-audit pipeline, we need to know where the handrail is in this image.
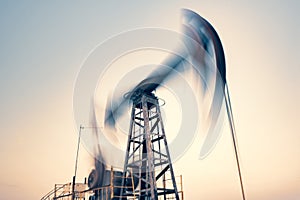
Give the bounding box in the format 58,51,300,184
42,173,184,200
41,183,71,200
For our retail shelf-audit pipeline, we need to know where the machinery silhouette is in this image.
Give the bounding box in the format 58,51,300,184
41,9,246,200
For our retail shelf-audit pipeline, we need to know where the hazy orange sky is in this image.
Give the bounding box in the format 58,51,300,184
0,1,299,200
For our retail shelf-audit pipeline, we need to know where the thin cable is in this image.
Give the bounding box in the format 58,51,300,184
74,125,83,178
72,125,83,200
224,84,246,200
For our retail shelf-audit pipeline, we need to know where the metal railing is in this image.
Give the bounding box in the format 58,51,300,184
41,183,72,200
41,173,184,200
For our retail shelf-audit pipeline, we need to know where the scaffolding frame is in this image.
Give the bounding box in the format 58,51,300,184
120,92,179,200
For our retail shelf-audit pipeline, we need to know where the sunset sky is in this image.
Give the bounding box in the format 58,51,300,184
0,1,299,200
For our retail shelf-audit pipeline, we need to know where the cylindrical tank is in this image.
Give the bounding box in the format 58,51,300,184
88,168,138,200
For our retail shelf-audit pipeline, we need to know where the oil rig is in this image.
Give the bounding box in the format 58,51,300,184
41,8,246,200
41,90,184,200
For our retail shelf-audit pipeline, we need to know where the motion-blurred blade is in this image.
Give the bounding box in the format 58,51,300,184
182,8,226,113
104,52,186,130
131,53,185,94
89,101,106,187
181,9,227,158
104,93,130,130
182,9,226,83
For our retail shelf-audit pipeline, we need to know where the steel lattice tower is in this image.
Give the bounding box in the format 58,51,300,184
120,91,179,200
